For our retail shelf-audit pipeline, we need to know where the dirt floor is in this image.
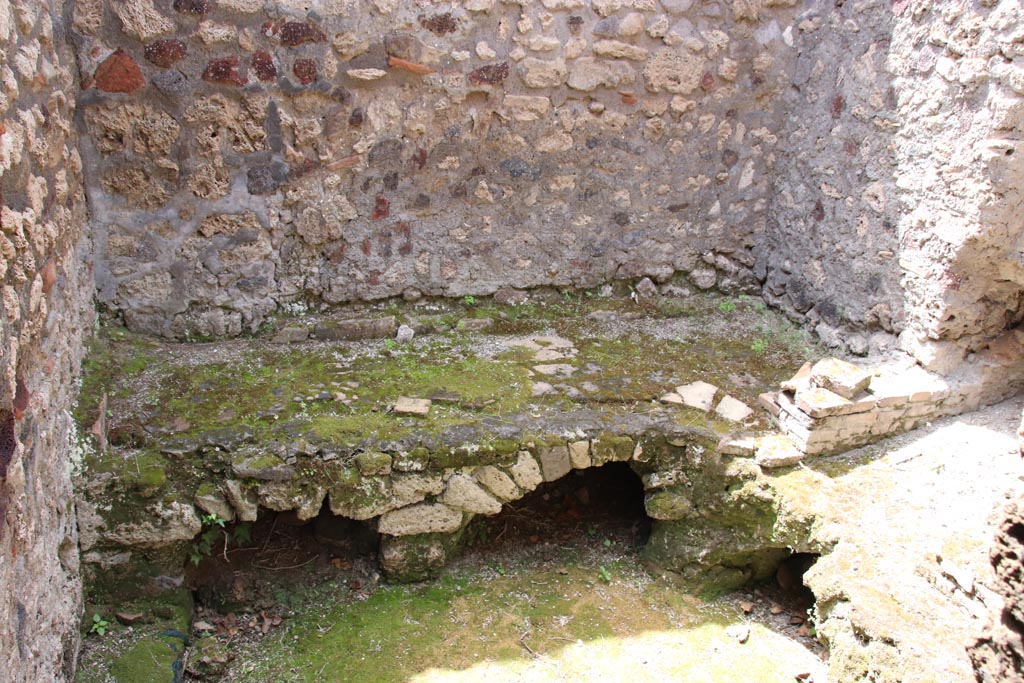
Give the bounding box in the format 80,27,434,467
71,290,1024,683
171,463,826,683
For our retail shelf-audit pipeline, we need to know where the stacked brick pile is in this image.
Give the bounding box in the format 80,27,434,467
757,357,959,461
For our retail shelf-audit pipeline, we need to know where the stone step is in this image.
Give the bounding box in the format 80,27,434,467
74,294,817,595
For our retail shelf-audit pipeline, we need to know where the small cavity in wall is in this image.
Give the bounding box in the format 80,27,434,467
187,503,379,612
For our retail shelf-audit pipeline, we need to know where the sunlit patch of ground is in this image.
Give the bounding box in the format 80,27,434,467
227,545,825,683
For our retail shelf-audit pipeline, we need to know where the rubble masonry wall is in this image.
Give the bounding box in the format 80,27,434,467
0,2,96,682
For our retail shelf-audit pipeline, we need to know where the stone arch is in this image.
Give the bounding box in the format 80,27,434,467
376,434,672,581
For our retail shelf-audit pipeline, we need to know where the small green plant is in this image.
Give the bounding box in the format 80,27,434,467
189,512,244,566
462,295,476,307
89,613,110,636
718,300,737,314
597,566,612,583
190,514,224,566
383,339,397,352
603,538,612,548
231,522,252,545
751,337,768,354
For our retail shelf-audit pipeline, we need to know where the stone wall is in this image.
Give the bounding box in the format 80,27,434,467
70,0,807,339
767,0,1024,370
764,0,903,356
0,2,95,682
73,0,1024,382
971,493,1024,682
892,0,1024,374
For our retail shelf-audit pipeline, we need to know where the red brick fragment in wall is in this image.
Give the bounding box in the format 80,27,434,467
372,195,390,220
251,50,277,82
419,13,458,35
329,243,348,263
94,49,145,93
0,410,14,479
293,59,318,85
700,71,715,91
144,39,187,69
12,378,28,420
832,94,845,119
467,62,509,86
173,0,211,15
40,261,56,294
411,148,427,170
280,22,326,47
387,55,435,76
396,222,412,256
202,57,247,86
289,158,319,179
812,200,825,222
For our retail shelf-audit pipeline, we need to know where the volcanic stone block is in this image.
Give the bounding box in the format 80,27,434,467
223,479,258,522
510,451,543,491
715,395,754,422
539,445,571,481
194,488,235,522
391,473,445,507
717,433,759,457
231,453,295,481
271,326,309,344
755,434,804,469
568,440,592,469
795,387,863,418
379,503,464,536
473,466,520,502
645,488,693,520
355,451,393,476
440,474,503,514
809,358,872,399
313,316,397,341
591,435,634,465
780,362,813,392
675,381,718,411
394,397,431,417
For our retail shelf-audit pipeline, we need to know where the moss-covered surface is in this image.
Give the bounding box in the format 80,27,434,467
76,589,192,683
75,290,824,603
76,291,816,455
229,549,825,683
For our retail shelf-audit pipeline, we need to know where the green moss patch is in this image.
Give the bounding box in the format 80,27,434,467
76,590,192,683
229,552,824,683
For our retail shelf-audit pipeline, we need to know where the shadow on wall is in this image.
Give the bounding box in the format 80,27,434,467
763,0,1024,393
761,1,902,358
891,2,1024,381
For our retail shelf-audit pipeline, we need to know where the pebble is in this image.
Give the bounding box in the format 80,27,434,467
532,381,556,397
725,623,750,643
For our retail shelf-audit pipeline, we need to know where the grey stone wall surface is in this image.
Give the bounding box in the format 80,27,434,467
765,0,904,356
0,1,95,682
768,0,1024,369
71,0,808,339
72,0,1024,382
